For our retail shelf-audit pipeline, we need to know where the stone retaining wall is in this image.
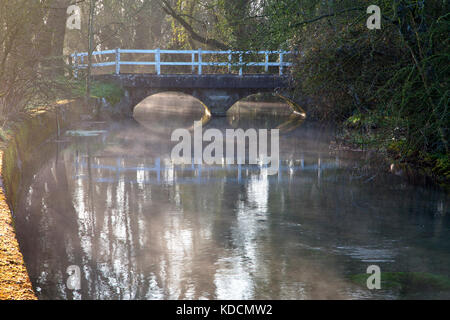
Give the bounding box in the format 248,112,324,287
0,100,88,300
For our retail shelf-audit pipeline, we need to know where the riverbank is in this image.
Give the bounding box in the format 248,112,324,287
331,119,450,192
0,99,88,300
0,152,36,299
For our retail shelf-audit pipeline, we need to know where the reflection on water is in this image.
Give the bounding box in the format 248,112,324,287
14,95,450,300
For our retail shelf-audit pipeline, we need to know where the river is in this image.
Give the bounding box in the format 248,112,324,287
14,93,450,300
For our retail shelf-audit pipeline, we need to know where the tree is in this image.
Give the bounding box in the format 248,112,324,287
86,0,96,103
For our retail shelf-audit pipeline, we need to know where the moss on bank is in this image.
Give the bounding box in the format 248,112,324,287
350,272,450,297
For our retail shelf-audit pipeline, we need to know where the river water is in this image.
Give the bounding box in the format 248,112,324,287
14,93,449,300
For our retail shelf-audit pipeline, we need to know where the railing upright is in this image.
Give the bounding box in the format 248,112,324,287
228,50,232,73
198,48,202,75
115,48,120,75
74,52,78,78
279,52,284,76
239,52,243,76
265,52,269,73
155,48,161,75
191,52,195,73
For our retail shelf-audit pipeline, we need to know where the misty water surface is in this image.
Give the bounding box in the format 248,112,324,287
14,93,450,299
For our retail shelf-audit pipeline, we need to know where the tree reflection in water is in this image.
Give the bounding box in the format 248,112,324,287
14,95,450,300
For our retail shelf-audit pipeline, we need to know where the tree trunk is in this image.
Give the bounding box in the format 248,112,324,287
37,0,70,76
50,1,70,76
86,0,96,104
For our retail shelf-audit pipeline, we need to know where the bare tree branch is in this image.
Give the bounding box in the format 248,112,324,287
157,0,228,50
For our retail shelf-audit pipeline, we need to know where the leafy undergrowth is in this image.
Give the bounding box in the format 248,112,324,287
45,76,123,107
70,80,124,106
335,110,450,190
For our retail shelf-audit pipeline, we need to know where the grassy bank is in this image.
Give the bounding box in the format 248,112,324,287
69,80,124,106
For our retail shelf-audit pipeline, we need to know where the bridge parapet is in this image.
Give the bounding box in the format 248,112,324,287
72,48,293,77
94,74,290,89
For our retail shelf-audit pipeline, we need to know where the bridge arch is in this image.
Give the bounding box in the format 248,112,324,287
132,91,212,118
126,87,306,118
126,86,258,117
227,92,306,118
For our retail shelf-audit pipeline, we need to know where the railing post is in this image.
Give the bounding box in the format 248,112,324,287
228,50,232,73
191,52,195,73
279,52,284,76
198,48,202,75
265,52,269,73
239,52,243,76
115,48,120,75
74,52,78,78
156,48,161,75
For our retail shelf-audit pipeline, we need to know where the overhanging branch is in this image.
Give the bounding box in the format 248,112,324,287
158,0,228,50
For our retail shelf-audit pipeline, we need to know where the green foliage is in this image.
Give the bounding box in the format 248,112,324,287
432,153,450,181
71,80,124,106
90,82,124,106
0,127,8,142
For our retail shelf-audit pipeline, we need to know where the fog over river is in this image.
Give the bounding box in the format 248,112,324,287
14,93,450,299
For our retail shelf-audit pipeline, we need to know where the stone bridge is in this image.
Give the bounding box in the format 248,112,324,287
94,74,303,117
